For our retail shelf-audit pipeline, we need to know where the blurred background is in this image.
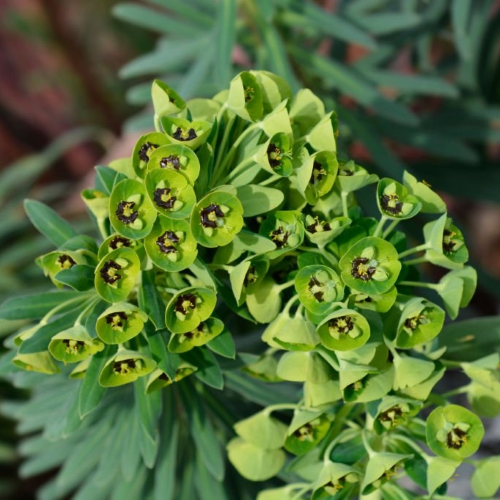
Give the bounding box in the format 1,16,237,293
0,0,499,498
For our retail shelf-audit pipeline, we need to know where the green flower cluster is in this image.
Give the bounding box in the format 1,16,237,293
0,71,485,499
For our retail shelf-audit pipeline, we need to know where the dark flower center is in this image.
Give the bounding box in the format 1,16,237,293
57,254,76,270
173,127,197,141
351,257,376,281
109,236,131,250
306,217,331,234
154,187,177,210
267,143,282,168
100,260,122,285
310,161,327,184
105,311,128,330
404,315,425,331
293,422,314,442
329,315,354,335
270,226,289,248
156,231,180,254
160,154,181,170
244,266,258,287
175,293,197,315
116,201,139,224
244,86,255,102
379,405,404,427
447,427,468,449
113,359,138,375
443,229,458,254
308,276,325,302
62,339,85,354
200,204,225,228
138,142,158,162
183,322,207,340
339,168,354,176
381,193,404,216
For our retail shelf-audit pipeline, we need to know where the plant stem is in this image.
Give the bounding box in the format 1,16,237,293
264,403,298,415
398,281,439,290
373,215,388,238
223,155,257,183
403,256,428,266
341,190,349,218
276,280,295,293
398,243,430,259
441,385,469,399
390,434,424,455
41,294,93,324
383,219,400,238
260,174,281,186
75,297,101,326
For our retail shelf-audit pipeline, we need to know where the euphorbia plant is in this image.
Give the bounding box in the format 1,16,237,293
0,71,496,499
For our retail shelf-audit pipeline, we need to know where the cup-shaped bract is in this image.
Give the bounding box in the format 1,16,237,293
69,357,91,379
394,297,446,349
99,349,156,387
255,133,293,177
81,189,109,220
403,171,446,214
348,287,397,313
151,79,185,118
317,309,370,352
146,143,200,185
191,191,244,248
260,211,304,257
227,71,264,122
437,266,477,319
370,396,423,434
305,112,338,153
146,363,197,393
144,216,198,272
337,159,379,193
12,351,60,374
272,315,320,352
98,233,141,260
377,178,421,220
48,325,104,363
252,70,292,114
167,317,224,353
312,462,360,500
109,179,156,239
234,411,288,450
424,214,469,270
160,116,212,150
96,302,148,344
132,132,171,178
361,453,412,495
300,151,338,205
304,215,351,248
36,250,88,288
145,169,196,219
285,414,330,455
229,255,269,305
295,265,344,316
165,287,217,334
340,237,401,295
95,247,140,303
426,404,484,461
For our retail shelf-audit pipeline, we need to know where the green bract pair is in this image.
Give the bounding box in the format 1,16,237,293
0,70,487,500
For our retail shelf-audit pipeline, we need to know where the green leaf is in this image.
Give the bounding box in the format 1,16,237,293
354,12,421,35
112,3,203,37
181,382,225,481
24,199,78,247
452,0,473,60
0,291,81,320
78,344,116,418
19,309,80,354
154,391,178,500
139,270,166,329
471,456,500,498
183,347,224,390
194,452,229,500
236,185,284,217
120,407,141,482
215,0,236,87
56,265,95,291
207,328,236,359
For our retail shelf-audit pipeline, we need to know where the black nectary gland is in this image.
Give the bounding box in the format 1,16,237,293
267,143,282,168
175,293,197,315
105,311,128,328
329,315,354,334
57,254,76,269
154,187,177,210
351,257,376,281
447,427,467,449
173,127,197,141
100,260,122,284
308,276,324,302
310,161,326,184
270,226,289,248
200,204,225,228
138,142,158,162
156,231,180,254
381,194,404,216
109,236,131,250
160,155,181,170
116,201,139,224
